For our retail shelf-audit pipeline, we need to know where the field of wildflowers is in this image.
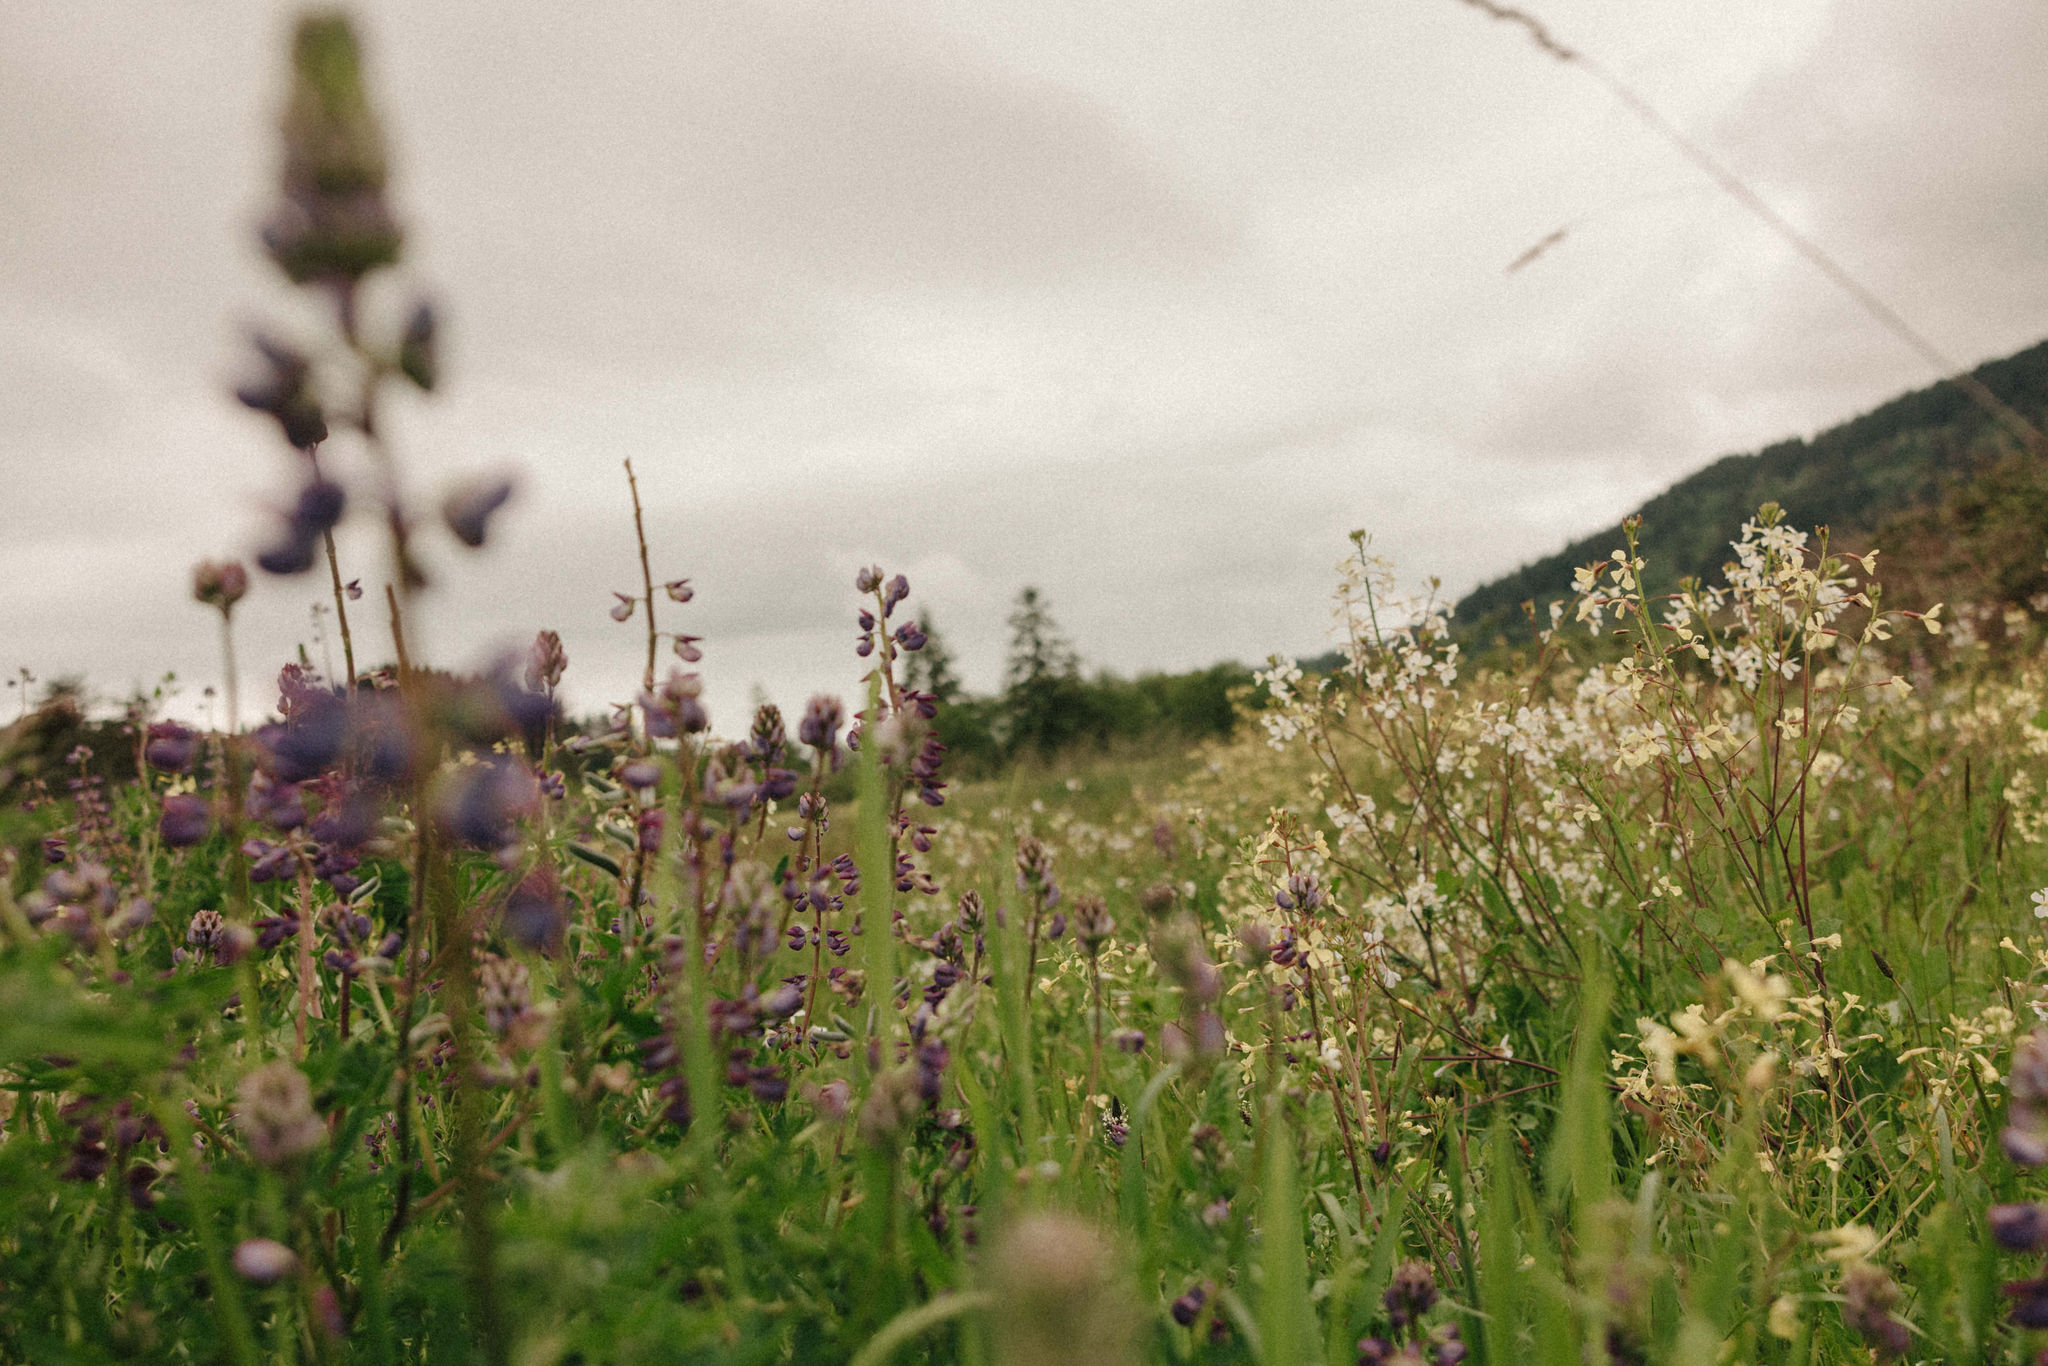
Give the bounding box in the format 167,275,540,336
8,12,2048,1365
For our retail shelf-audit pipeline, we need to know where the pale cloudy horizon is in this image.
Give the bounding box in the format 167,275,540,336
4,0,2045,728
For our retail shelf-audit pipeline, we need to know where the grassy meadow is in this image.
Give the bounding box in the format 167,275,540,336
8,11,2048,1366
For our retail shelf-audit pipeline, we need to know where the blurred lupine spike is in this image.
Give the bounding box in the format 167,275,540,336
1075,894,1114,952
262,13,402,285
1383,1259,1438,1332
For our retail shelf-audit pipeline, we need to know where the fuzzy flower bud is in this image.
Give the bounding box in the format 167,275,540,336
1991,1202,2048,1251
799,694,844,753
192,559,250,612
1839,1263,1909,1359
233,1238,300,1286
236,1060,325,1165
525,629,567,692
262,15,402,284
989,1213,1136,1366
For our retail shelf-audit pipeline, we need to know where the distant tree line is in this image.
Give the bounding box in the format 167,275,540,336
903,587,1253,774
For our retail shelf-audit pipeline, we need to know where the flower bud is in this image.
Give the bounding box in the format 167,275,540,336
235,1061,325,1165
232,1238,299,1286
525,629,568,692
1991,1201,2048,1251
192,559,249,611
989,1213,1135,1366
263,16,402,284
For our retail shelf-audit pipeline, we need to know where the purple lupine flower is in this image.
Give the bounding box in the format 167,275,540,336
640,669,708,738
159,793,212,848
275,663,334,719
345,691,416,787
2009,1276,2048,1329
397,298,437,390
437,755,540,849
1991,1202,2048,1251
525,629,567,691
610,592,636,622
855,566,882,594
242,839,297,884
507,872,573,958
799,694,843,753
664,578,694,602
295,478,346,537
257,478,346,575
246,772,307,831
235,333,328,449
441,474,515,548
1276,870,1326,913
309,792,373,851
1384,1261,1438,1332
145,722,199,773
883,574,910,613
894,621,926,652
487,656,557,733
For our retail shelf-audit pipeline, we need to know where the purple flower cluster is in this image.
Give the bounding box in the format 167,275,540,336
1355,1261,1465,1366
1997,1029,2048,1337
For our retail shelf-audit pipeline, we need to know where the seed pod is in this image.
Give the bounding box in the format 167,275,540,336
988,1212,1136,1366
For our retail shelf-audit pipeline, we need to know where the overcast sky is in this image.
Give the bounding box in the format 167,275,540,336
4,0,2045,728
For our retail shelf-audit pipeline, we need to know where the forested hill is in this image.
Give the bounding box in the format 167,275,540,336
1453,337,2048,641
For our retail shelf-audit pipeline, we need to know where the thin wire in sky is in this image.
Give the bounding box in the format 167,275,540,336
1455,0,2046,453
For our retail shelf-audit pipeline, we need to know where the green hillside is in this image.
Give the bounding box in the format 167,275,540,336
1454,337,2048,640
